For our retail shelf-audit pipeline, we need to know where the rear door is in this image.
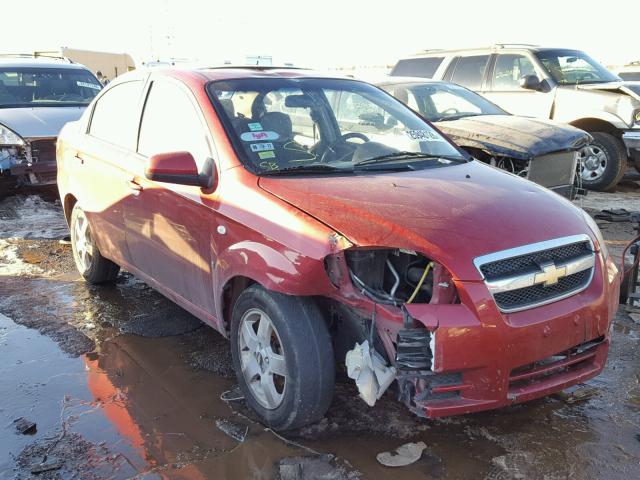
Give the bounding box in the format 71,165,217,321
73,80,145,265
484,53,555,118
122,76,217,315
447,54,492,95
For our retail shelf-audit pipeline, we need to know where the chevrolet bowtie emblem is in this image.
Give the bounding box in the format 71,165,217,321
534,261,567,287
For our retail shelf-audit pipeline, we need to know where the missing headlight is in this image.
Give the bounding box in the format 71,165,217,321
345,248,434,305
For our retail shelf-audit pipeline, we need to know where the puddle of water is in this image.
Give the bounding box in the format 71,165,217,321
0,313,311,479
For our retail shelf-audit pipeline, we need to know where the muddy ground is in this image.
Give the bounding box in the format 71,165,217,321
0,188,639,480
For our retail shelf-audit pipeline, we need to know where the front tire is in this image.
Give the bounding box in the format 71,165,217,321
578,132,626,191
230,285,335,430
70,204,120,284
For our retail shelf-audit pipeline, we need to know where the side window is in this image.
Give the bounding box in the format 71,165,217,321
450,55,490,90
430,91,482,116
138,80,211,168
493,54,536,90
391,57,444,78
89,81,143,149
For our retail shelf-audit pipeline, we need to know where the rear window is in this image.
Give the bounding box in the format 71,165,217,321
391,57,444,78
619,72,640,81
450,55,490,90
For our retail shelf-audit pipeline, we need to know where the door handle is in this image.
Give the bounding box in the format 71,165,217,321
127,179,143,196
73,153,84,165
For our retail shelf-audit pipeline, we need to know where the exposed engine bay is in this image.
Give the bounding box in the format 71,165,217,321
345,248,436,305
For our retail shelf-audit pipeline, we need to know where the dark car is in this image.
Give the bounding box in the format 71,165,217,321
57,67,619,430
0,56,102,189
376,77,590,198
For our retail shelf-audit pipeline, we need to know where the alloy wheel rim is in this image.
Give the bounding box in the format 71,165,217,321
578,144,608,181
238,308,287,410
73,211,94,273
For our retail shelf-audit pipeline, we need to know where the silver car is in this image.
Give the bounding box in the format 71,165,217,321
0,56,102,189
392,45,640,191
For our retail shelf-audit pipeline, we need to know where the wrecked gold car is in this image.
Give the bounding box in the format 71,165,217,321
392,46,640,191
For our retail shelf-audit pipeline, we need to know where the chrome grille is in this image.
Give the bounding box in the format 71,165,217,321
474,235,595,313
480,241,592,279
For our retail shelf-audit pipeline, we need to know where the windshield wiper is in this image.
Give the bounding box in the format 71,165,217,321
354,152,466,167
259,164,351,176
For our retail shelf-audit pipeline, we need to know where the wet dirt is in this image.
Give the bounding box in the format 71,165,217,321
1,192,640,479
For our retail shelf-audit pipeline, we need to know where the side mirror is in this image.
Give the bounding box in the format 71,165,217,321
145,151,213,188
519,74,541,90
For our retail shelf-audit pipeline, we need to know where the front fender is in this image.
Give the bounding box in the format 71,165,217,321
213,239,338,321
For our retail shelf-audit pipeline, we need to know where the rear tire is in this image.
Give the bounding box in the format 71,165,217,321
230,285,335,430
578,132,626,191
70,204,119,284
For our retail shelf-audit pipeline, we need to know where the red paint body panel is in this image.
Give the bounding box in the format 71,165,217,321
56,67,620,420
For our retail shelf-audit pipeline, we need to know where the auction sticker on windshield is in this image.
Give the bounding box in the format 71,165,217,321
76,81,101,90
406,130,445,142
248,123,263,131
241,131,279,141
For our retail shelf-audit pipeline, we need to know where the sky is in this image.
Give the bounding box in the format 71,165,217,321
4,0,639,69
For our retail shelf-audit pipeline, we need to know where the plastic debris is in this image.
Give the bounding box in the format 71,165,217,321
215,418,248,442
376,441,427,467
30,461,63,474
345,341,396,407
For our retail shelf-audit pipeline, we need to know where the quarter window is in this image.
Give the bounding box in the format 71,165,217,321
450,55,490,90
391,57,444,78
493,54,536,90
89,81,143,149
138,80,211,168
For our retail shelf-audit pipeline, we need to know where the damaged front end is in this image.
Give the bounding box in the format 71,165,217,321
0,124,57,187
326,247,462,416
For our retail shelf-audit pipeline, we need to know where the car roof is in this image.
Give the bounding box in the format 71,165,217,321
373,76,444,87
0,57,90,70
397,45,583,60
195,66,351,82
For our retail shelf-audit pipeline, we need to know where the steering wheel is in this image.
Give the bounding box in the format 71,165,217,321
441,108,460,116
340,132,370,143
318,132,370,163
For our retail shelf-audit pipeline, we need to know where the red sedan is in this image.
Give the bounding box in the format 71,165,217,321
56,67,620,430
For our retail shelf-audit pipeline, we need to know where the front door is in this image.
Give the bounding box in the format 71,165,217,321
122,78,217,317
483,53,555,119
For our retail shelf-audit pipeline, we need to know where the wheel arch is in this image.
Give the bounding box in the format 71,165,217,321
63,193,78,226
569,118,621,136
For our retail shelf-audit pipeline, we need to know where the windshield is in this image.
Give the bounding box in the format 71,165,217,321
383,82,506,121
534,50,620,85
0,67,102,108
207,78,465,175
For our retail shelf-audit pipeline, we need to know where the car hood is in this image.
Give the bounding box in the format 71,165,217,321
258,161,590,281
434,115,590,160
0,106,87,138
576,81,640,101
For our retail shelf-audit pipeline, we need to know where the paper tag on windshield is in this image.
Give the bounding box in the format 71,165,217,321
77,81,101,90
248,123,263,131
250,142,274,152
405,130,445,142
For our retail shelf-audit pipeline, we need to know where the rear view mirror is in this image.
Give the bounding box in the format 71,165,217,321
519,74,541,90
284,94,317,109
145,151,214,188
